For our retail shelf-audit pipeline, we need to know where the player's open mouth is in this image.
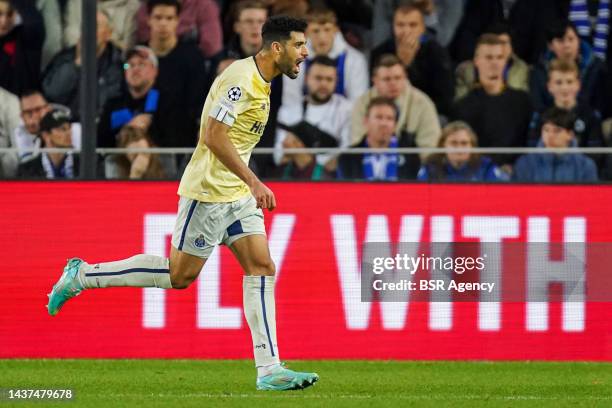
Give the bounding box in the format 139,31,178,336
295,59,304,72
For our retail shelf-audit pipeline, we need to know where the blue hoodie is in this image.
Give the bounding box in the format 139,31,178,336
513,139,598,182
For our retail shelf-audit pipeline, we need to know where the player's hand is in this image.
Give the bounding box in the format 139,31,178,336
250,180,276,211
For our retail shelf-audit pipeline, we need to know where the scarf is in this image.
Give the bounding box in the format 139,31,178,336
569,0,610,59
42,153,74,179
362,137,399,181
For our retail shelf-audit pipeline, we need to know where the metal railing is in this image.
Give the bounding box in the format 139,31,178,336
4,147,612,155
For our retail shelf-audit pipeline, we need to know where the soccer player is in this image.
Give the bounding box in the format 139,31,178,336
46,16,318,391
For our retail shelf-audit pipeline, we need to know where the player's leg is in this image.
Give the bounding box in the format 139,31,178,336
227,227,318,390
47,197,212,315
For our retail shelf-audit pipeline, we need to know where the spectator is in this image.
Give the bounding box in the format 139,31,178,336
529,21,607,113
514,107,598,182
42,10,123,119
36,0,62,70
281,6,368,106
373,0,464,48
452,34,532,166
351,54,440,160
97,46,186,148
274,56,352,180
527,59,604,149
567,0,610,63
105,125,173,179
14,90,81,163
136,0,222,58
0,0,44,95
0,86,19,177
339,97,414,180
417,121,507,181
317,0,372,50
64,0,140,51
455,21,529,101
370,1,454,116
17,109,78,179
145,0,208,143
215,0,268,76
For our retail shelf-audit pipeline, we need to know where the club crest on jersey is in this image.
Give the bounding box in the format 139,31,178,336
227,86,242,102
194,234,206,249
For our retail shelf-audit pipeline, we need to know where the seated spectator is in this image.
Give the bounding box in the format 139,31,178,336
144,0,209,142
351,54,440,157
370,1,454,116
514,107,598,182
281,6,368,106
0,86,19,177
452,34,532,166
339,97,415,180
274,56,351,180
527,59,604,149
105,126,174,179
14,90,81,163
136,0,222,58
0,0,44,95
215,0,268,75
17,109,78,179
373,0,464,49
417,121,507,181
455,21,529,101
529,21,607,113
97,46,186,148
64,0,140,51
42,10,123,119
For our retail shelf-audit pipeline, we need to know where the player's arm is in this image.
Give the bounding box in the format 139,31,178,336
203,119,276,210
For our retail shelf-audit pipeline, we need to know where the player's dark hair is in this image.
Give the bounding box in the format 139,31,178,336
366,96,400,121
309,55,336,70
541,107,576,131
261,15,307,48
546,21,578,43
146,0,181,15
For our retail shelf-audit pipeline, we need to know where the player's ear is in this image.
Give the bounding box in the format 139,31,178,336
271,41,283,55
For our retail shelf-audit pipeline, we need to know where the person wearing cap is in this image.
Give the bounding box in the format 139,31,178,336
17,109,78,179
42,10,123,119
97,45,186,148
513,107,598,182
273,55,351,180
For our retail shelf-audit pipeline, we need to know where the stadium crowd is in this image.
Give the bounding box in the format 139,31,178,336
0,0,611,182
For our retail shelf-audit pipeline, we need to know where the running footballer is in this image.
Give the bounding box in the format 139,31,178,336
47,16,318,391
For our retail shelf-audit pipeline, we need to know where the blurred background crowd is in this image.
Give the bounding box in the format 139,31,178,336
0,0,611,182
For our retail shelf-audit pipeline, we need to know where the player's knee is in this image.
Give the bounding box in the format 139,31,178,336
251,257,275,276
170,267,199,289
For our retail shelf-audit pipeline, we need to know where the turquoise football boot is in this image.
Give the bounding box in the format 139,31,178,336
256,364,319,391
47,258,84,316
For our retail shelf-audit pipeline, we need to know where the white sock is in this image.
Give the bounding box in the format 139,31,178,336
78,254,172,289
243,275,281,372
257,363,281,378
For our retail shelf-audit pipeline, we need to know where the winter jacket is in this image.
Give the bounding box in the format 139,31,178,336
418,156,507,181
0,87,19,178
513,139,598,182
42,43,123,119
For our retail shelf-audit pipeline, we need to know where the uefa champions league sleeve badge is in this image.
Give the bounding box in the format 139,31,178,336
227,87,242,102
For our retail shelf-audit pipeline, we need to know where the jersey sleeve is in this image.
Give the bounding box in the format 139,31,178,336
208,67,252,127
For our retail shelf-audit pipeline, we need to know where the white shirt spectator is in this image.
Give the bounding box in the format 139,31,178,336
274,94,352,166
281,32,368,107
14,122,82,163
0,87,20,177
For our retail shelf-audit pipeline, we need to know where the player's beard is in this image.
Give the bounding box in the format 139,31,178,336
278,53,300,79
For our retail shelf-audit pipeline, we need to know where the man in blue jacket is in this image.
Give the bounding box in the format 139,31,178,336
514,107,598,182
